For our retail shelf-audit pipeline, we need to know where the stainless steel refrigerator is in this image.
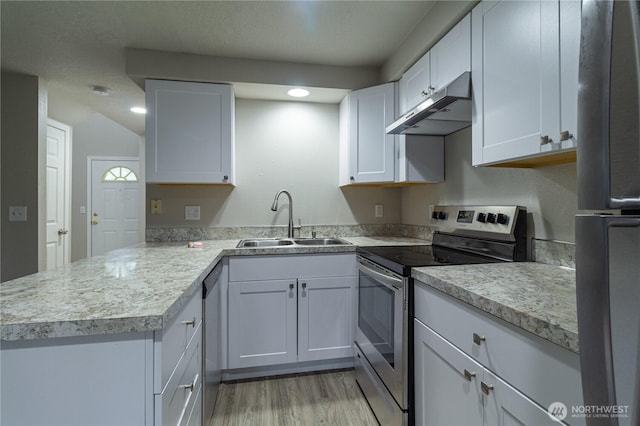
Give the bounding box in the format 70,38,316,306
576,1,640,425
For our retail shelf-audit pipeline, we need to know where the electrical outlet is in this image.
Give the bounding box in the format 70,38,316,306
375,204,384,218
9,206,27,222
185,205,200,221
150,199,163,214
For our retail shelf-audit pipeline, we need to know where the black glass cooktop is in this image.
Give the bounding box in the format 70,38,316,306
357,244,502,276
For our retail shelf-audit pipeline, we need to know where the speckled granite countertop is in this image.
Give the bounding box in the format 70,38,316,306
412,263,578,353
0,236,427,341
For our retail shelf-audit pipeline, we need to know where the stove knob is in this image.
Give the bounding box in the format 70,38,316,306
432,211,439,220
487,213,497,224
497,213,509,225
477,213,487,223
438,211,448,220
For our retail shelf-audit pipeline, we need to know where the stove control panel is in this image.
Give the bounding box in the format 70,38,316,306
429,205,526,238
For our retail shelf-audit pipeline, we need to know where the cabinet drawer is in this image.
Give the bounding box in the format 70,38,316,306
414,282,583,413
229,254,356,282
156,290,203,393
157,322,202,426
181,381,202,426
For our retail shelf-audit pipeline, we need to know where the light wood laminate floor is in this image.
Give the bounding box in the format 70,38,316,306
210,370,379,426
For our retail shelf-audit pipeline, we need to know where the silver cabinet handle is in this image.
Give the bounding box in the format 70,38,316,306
301,282,307,289
289,283,294,289
181,317,196,327
180,382,194,392
57,229,68,235
473,333,486,345
560,130,573,141
464,369,476,381
481,381,493,395
540,135,553,145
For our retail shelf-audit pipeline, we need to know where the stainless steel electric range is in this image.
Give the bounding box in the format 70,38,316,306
354,205,527,425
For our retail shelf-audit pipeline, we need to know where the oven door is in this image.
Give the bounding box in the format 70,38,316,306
355,256,407,408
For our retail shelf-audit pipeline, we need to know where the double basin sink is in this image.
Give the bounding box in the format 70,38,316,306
237,237,350,248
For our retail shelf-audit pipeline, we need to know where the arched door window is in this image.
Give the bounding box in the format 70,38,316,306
102,166,139,182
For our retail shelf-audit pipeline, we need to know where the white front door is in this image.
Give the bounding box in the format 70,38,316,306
90,159,141,257
45,120,71,270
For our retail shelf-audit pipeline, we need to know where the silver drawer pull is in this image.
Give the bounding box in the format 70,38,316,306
540,135,551,145
481,381,494,395
181,317,196,328
289,283,294,290
464,369,476,381
473,333,486,345
180,382,194,392
301,282,307,289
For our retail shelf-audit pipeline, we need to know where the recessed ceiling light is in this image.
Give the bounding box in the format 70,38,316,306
91,86,110,96
287,88,310,98
130,106,147,114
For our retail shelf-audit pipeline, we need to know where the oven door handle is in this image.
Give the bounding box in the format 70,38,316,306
358,262,403,292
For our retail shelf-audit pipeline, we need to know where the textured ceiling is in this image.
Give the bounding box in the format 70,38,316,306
1,1,437,134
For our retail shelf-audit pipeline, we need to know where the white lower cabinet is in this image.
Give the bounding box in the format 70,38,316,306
0,288,203,426
414,282,583,426
229,279,298,368
227,254,356,370
415,319,562,426
414,318,483,426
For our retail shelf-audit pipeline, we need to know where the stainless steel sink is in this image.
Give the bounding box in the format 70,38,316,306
236,237,350,248
237,239,295,247
293,238,349,246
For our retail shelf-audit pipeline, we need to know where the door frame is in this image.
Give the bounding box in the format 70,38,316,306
87,156,143,258
46,118,72,268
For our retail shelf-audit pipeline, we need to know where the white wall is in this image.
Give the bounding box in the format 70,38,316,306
401,127,577,242
71,113,143,261
146,99,402,229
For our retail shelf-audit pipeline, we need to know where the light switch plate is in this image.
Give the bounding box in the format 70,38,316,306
9,206,27,222
375,204,384,218
185,205,200,221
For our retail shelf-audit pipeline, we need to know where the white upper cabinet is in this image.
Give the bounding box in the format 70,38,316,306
472,0,579,166
399,52,431,115
145,79,235,184
430,13,472,94
339,82,396,185
339,82,444,186
399,13,471,116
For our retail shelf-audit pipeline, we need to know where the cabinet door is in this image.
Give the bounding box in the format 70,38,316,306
472,0,560,166
414,318,484,426
297,276,356,362
483,368,565,426
146,80,234,184
347,83,396,184
556,0,580,151
430,13,471,92
228,279,297,369
399,52,431,114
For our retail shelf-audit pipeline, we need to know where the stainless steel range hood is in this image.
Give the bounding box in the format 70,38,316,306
386,71,471,136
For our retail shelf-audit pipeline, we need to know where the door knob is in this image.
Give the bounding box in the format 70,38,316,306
91,220,99,225
93,212,99,217
57,229,68,235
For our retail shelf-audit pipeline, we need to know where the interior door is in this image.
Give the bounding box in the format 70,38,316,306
90,159,140,256
45,120,70,270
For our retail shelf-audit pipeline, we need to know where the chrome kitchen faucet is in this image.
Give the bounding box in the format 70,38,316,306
270,189,296,238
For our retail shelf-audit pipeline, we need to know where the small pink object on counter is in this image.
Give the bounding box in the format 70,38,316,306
187,241,204,248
